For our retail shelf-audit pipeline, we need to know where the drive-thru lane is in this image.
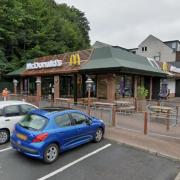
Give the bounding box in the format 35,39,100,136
0,140,179,180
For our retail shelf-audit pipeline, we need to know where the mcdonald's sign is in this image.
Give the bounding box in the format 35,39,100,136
162,62,168,72
70,53,81,65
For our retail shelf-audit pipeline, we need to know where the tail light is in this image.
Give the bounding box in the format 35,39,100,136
32,133,48,143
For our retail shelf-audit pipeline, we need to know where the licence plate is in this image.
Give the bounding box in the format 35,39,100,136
16,133,27,141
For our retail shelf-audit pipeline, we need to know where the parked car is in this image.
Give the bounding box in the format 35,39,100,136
11,109,105,163
0,101,38,144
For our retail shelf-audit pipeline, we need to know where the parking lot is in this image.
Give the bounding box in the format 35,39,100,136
0,139,179,180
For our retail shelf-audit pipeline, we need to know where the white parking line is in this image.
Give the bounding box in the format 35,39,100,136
0,147,12,153
37,143,112,180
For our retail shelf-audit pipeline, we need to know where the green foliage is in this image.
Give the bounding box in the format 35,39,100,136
0,0,90,76
137,86,148,100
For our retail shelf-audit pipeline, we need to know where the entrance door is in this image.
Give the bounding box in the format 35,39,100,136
41,77,54,98
175,80,180,97
60,75,74,98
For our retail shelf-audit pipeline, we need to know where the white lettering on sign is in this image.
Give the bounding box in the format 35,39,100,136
26,60,63,70
170,66,180,73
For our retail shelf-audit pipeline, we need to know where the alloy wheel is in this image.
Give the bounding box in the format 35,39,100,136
95,129,103,142
44,144,59,163
0,130,9,144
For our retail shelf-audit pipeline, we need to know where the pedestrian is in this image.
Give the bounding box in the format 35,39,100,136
2,88,9,101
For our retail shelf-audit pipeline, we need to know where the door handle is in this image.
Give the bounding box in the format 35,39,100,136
5,119,10,121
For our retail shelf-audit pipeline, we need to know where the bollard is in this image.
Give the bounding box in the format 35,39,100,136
144,111,148,135
176,106,178,125
112,105,116,127
134,98,137,111
166,110,170,131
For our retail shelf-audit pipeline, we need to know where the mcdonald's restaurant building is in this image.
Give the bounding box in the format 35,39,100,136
8,43,167,102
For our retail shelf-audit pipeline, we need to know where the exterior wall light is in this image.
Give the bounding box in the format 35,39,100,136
36,77,41,84
13,79,18,86
85,76,94,115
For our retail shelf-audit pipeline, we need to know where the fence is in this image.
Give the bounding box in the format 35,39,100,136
54,100,113,126
3,95,180,140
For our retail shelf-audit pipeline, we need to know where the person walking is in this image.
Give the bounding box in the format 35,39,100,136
2,88,9,101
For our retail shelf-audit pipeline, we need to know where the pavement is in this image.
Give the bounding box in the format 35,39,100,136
105,126,180,180
105,127,180,161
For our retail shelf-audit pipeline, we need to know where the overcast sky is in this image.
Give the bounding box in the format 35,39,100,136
55,0,180,48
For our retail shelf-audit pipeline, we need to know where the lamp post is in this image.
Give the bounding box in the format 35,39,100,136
13,79,18,95
85,77,94,115
36,77,41,107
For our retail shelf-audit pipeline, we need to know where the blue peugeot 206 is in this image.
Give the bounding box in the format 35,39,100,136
11,109,105,163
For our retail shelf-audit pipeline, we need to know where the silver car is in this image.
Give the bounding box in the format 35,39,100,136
0,101,38,144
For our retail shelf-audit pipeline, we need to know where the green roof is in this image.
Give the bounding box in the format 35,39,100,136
7,66,26,76
92,41,111,48
6,59,35,76
81,46,166,76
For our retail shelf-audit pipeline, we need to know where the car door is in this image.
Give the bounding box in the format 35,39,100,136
3,105,23,132
54,113,78,151
70,112,94,143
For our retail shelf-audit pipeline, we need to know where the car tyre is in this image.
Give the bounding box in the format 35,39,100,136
94,128,103,143
43,143,59,164
0,129,10,144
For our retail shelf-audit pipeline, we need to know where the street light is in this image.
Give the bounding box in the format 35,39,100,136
13,79,18,86
13,79,18,94
35,77,41,107
85,76,94,115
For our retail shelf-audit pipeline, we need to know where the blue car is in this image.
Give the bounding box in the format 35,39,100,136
11,109,105,163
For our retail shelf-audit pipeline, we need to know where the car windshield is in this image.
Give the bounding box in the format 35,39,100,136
18,114,48,131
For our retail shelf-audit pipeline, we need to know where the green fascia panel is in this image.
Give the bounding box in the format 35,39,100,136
6,59,35,76
7,66,25,76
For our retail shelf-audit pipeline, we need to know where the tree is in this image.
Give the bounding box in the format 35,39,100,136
0,0,91,76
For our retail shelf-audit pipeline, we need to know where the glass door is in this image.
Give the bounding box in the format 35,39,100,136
60,75,74,98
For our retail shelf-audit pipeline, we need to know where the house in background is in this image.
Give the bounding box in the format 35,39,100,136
129,35,180,97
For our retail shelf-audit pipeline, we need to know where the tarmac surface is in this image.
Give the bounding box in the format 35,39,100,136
0,139,179,180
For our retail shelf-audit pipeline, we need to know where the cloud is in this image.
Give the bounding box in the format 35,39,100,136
55,0,180,48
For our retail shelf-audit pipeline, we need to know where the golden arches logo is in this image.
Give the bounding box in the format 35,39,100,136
70,53,81,65
163,62,168,72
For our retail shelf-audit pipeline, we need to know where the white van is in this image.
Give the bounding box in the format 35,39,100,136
0,101,38,144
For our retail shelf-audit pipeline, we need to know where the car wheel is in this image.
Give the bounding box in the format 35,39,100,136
0,129,10,144
43,143,59,163
94,128,103,142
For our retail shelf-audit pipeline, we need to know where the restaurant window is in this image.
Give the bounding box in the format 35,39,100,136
115,75,133,98
77,75,83,98
23,78,28,94
29,77,36,95
41,77,54,98
60,75,74,98
137,76,144,87
97,75,107,99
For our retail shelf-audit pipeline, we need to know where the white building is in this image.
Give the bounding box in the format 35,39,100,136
129,35,180,97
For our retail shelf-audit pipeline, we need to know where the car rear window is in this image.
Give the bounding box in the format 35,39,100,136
18,114,48,131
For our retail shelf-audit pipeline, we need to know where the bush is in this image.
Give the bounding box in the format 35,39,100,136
137,86,148,100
